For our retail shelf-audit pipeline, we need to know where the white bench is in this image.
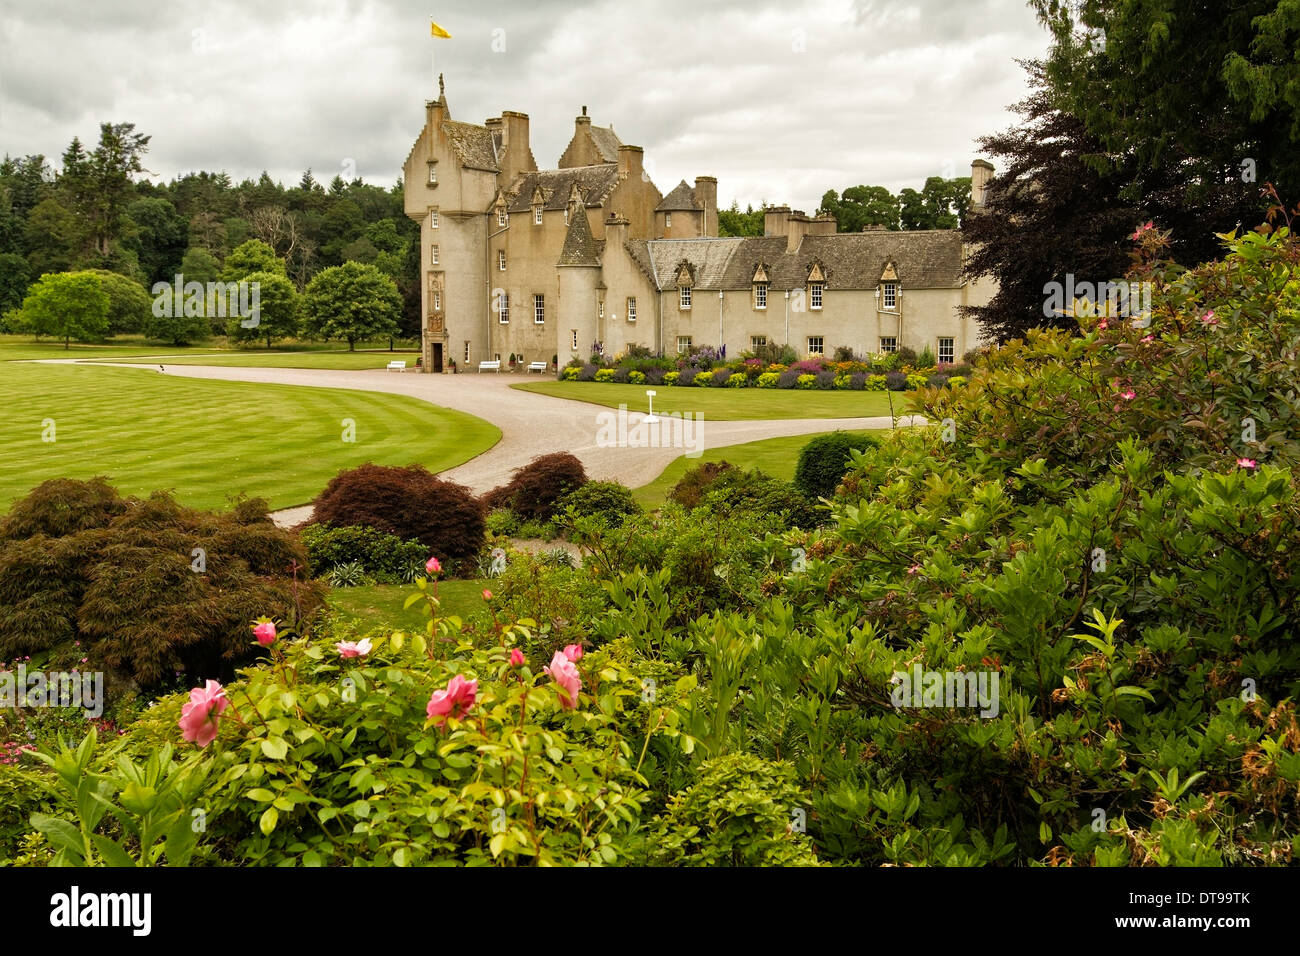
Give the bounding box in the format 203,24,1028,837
527,361,548,373
386,360,407,372
478,360,501,373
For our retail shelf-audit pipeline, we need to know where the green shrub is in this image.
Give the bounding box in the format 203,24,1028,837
793,431,880,501
694,371,715,387
299,524,426,584
629,370,646,385
595,368,616,382
726,372,748,387
557,480,642,527
483,452,588,523
866,374,887,391
916,345,936,368
484,508,520,537
756,372,779,388
698,467,820,529
562,366,579,380
905,372,928,389
311,464,485,569
668,460,735,510
664,371,680,386
948,375,967,387
796,374,817,389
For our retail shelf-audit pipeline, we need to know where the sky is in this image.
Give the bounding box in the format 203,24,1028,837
0,0,1051,213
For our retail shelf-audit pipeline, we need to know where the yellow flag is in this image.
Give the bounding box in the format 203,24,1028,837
430,20,451,38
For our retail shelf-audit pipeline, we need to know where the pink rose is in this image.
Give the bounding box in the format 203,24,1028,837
544,652,582,710
1237,458,1257,469
426,556,442,575
253,621,277,646
482,589,492,601
1120,390,1135,400
426,674,478,728
336,638,372,659
178,680,228,748
562,644,583,662
509,648,525,667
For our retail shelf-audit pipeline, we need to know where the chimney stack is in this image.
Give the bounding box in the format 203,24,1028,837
499,111,535,182
763,205,791,238
617,145,644,183
970,159,994,212
694,176,718,236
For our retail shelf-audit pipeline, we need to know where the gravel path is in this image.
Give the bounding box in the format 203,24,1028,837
58,362,922,527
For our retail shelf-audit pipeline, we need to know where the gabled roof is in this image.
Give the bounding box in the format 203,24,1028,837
505,165,620,212
558,210,601,267
588,125,622,163
443,120,500,172
626,231,966,291
656,180,699,212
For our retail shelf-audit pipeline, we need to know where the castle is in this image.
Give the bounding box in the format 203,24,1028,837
402,77,996,373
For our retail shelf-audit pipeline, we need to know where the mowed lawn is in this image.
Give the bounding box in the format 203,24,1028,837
0,363,499,511
513,380,908,420
88,349,423,370
0,335,227,362
326,580,490,633
632,429,886,508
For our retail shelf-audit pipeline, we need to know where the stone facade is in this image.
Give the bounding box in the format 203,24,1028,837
403,78,994,372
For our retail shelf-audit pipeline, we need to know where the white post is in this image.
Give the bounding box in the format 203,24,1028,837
645,389,658,423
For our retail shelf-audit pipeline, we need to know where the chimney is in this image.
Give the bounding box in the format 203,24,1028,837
763,205,791,239
970,159,994,211
617,145,644,182
694,176,718,236
499,111,535,181
605,213,630,250
810,213,837,235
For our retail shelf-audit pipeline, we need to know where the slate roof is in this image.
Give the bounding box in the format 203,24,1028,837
588,125,622,163
558,209,601,267
505,165,620,212
443,120,500,172
627,231,965,290
655,180,700,212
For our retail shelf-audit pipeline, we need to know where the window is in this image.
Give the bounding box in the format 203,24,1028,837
497,209,507,227
677,336,693,354
810,283,823,310
807,336,824,356
754,283,768,310
498,292,509,324
464,341,470,363
571,329,579,350
498,250,506,271
534,294,545,325
433,292,441,311
599,301,604,319
751,335,767,350
879,336,897,353
564,207,570,225
882,282,897,310
430,208,439,229
680,286,692,310
937,337,955,364
430,245,439,265
665,213,672,229
627,297,637,322
427,162,437,184
533,207,543,225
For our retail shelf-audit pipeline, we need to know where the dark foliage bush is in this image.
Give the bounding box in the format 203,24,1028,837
712,368,733,387
927,373,950,388
698,468,820,529
778,369,802,389
556,480,642,527
577,363,599,382
310,463,485,566
483,452,588,522
644,367,666,386
896,346,917,365
677,368,699,387
885,371,908,390
815,370,837,390
611,366,631,384
849,372,867,390
298,524,427,583
793,431,880,501
668,460,735,510
0,481,322,689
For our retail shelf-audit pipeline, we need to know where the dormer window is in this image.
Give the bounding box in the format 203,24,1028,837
809,282,823,310
497,209,507,227
680,286,692,310
754,283,768,310
534,207,543,225
427,162,437,185
883,281,898,310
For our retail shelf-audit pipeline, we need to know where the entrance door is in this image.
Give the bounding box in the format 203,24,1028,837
432,343,444,373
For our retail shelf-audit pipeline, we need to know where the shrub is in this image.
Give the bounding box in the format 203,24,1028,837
484,508,520,537
693,371,714,387
905,372,928,390
948,375,967,387
726,371,748,387
628,370,646,385
664,371,680,386
832,345,856,362
866,374,887,391
796,374,817,390
926,373,950,388
712,368,733,387
756,372,780,388
668,461,735,510
561,366,579,381
0,480,323,689
698,468,820,529
793,431,880,500
577,363,599,382
595,368,616,383
556,480,641,527
896,346,917,365
916,345,936,368
778,369,802,388
310,463,485,567
483,452,588,523
815,371,836,390
298,524,427,584
677,369,699,387
885,371,908,390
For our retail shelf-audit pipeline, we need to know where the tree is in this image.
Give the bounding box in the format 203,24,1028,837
718,201,764,237
23,196,84,274
0,253,31,314
20,272,109,348
220,239,287,281
820,186,900,231
301,261,401,350
85,269,152,335
179,246,220,285
959,62,1138,342
226,270,298,348
124,197,187,284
